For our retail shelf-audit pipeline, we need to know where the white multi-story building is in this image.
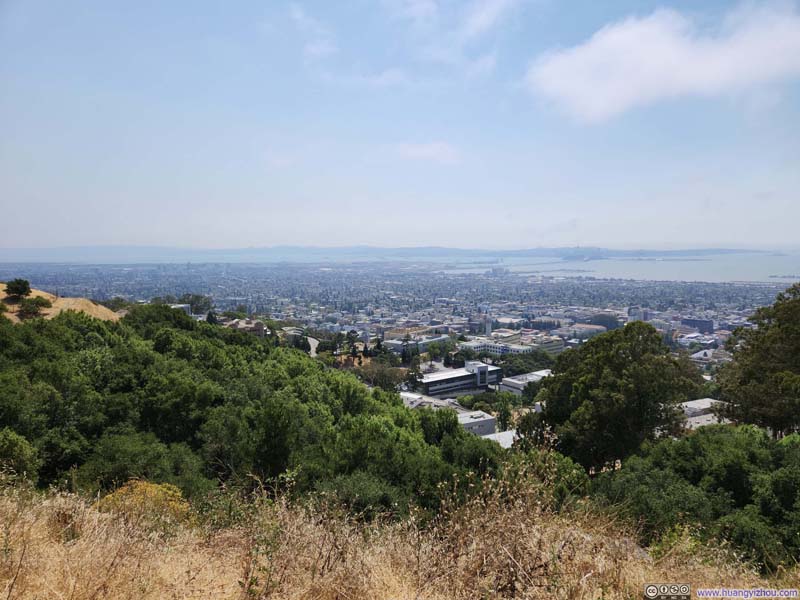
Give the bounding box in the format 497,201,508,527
499,370,552,395
420,361,502,396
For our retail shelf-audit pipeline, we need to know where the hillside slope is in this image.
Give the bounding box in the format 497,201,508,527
0,283,119,323
0,477,787,600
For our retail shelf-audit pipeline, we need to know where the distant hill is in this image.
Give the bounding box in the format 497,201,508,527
0,244,770,264
0,282,120,323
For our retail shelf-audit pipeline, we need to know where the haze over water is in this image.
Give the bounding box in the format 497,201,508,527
445,252,800,283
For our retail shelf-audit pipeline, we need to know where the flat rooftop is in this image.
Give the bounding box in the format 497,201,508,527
457,410,494,425
421,365,501,383
503,369,552,384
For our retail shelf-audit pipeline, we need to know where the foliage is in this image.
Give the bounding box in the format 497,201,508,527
17,296,52,319
96,479,193,527
0,305,500,515
717,283,800,437
5,278,31,298
589,313,621,330
493,350,554,377
0,427,41,477
151,293,213,314
592,425,800,571
354,361,405,391
99,297,134,311
538,321,702,470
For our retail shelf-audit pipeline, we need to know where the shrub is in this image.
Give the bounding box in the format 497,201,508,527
4,278,31,298
95,479,193,529
0,428,41,477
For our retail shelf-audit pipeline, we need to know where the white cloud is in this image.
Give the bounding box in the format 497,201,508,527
384,0,438,26
526,2,800,122
289,3,327,37
289,3,338,60
396,141,460,164
460,0,518,41
320,67,411,88
304,39,338,58
365,68,410,87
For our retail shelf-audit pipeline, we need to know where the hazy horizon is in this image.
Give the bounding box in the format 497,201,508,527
2,0,799,248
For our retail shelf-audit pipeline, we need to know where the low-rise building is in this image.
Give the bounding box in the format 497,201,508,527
482,429,517,448
384,334,451,354
680,398,729,430
500,369,552,395
399,391,469,413
420,361,502,396
225,318,267,338
457,410,496,436
460,337,533,356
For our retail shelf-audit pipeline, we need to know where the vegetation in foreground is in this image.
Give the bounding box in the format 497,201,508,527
1,281,800,595
0,467,789,600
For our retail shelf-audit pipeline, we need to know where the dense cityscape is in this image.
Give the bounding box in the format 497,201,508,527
2,260,784,360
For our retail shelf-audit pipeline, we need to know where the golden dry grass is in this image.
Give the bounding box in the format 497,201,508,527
0,283,119,323
1,473,797,600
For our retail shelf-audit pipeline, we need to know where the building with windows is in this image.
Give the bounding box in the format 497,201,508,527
419,361,502,396
460,337,533,356
384,334,451,354
500,370,552,395
457,410,496,436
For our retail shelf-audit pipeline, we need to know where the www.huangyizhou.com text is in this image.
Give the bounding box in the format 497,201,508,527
696,589,798,599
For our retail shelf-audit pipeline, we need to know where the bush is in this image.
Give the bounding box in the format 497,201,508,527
17,296,52,319
317,471,407,519
96,480,193,528
4,278,31,298
0,428,41,477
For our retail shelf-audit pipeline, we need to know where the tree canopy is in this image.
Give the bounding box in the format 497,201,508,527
0,305,501,515
4,279,31,298
538,321,701,470
592,425,800,571
717,283,800,437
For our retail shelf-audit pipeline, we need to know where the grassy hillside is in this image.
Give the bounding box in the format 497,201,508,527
0,282,119,323
1,473,788,600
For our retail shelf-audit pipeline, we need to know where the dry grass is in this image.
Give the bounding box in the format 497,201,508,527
0,474,796,600
0,283,119,323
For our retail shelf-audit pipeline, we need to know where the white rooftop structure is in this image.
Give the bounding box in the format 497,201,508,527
457,410,496,436
681,397,721,417
500,369,552,395
419,361,502,396
482,429,518,449
680,398,730,430
399,391,469,413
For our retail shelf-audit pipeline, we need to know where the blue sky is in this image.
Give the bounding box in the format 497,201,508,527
1,0,799,249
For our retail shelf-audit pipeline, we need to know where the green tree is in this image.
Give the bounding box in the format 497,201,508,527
17,297,52,319
496,398,512,432
717,283,800,437
539,321,701,471
589,313,620,330
0,428,41,477
5,278,31,298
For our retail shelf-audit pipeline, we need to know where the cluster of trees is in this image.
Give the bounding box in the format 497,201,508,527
0,304,502,515
493,350,554,377
530,322,702,471
717,284,800,437
593,426,800,571
549,283,800,571
1,279,52,319
150,294,214,315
